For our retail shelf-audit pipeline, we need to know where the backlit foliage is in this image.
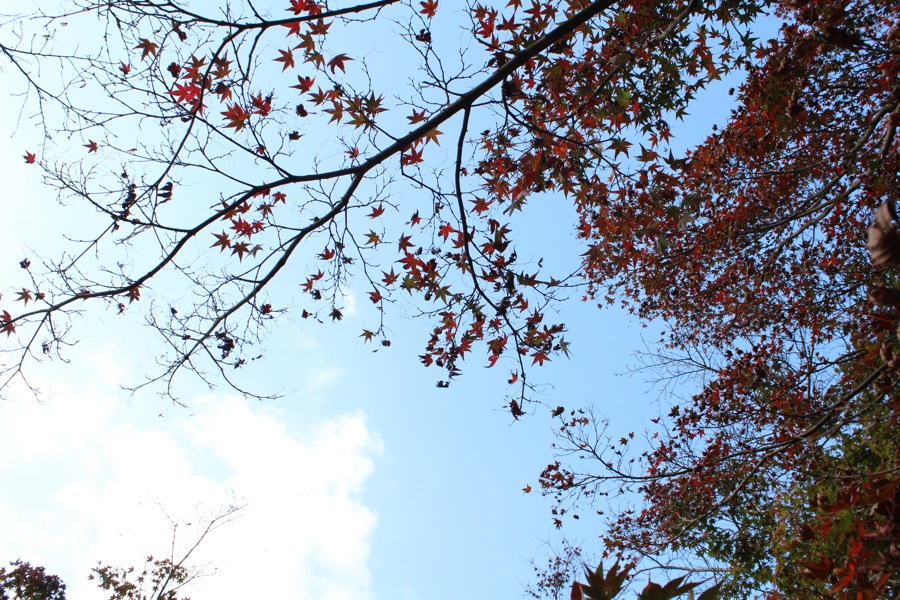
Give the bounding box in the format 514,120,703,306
1,0,899,596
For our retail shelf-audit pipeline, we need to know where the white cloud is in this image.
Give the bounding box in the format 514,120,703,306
0,373,381,600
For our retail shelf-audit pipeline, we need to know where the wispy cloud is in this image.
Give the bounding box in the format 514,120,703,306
0,365,381,600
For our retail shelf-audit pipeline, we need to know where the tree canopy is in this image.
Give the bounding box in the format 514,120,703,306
1,0,899,597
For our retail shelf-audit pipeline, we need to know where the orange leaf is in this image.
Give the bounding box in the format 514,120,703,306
531,351,550,366
423,128,442,145
407,109,427,124
274,48,295,71
135,38,159,60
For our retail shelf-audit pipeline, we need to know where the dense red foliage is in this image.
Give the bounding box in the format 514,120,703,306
1,0,899,596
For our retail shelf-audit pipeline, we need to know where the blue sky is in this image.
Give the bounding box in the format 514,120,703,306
0,1,759,598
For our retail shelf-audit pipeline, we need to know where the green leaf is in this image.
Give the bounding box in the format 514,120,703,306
615,89,632,106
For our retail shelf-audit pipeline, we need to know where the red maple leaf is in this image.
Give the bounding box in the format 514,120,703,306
287,0,311,14
168,82,200,104
420,0,438,18
368,204,385,218
274,48,295,71
211,231,231,251
126,285,141,303
212,53,231,79
382,269,399,285
250,93,272,116
188,96,206,116
369,289,382,303
84,140,99,153
135,39,159,60
213,82,233,102
23,151,36,164
231,242,250,260
398,252,424,271
222,103,250,130
422,128,442,145
181,55,207,81
401,146,423,166
471,197,491,215
327,54,351,73
119,62,132,75
477,16,495,38
438,223,455,240
308,19,331,36
531,350,550,366
282,20,303,37
0,311,14,337
230,217,254,238
291,76,315,93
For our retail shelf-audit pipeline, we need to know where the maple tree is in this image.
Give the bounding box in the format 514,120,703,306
0,561,66,600
0,559,189,600
1,507,238,600
1,0,899,597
